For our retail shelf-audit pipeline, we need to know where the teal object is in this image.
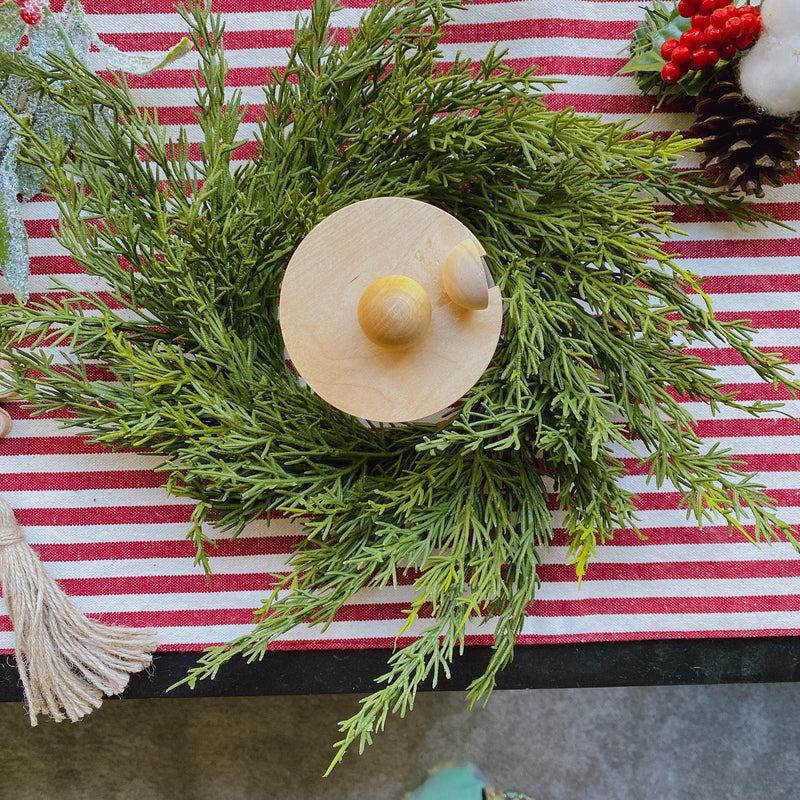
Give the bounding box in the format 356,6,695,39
409,764,485,800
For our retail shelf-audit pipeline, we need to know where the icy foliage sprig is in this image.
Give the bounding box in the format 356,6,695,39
0,0,191,301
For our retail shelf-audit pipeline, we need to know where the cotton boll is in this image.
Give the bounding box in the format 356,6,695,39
738,0,800,117
738,35,800,116
760,0,800,36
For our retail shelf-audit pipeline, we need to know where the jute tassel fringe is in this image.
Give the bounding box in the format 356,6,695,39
0,495,158,724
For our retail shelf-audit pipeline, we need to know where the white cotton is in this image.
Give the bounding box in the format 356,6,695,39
738,0,800,117
760,0,800,35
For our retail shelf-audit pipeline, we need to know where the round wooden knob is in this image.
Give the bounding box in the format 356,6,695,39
442,239,489,310
357,275,432,349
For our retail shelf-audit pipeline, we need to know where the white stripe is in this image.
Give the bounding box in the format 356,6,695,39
39,555,291,579
679,400,800,419
536,576,800,600
0,453,167,472
611,435,800,458
553,507,800,529
20,517,299,545
0,488,192,508
671,222,800,241
618,472,800,495
518,610,800,635
676,258,800,278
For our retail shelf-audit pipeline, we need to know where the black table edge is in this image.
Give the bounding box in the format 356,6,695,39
2,637,800,702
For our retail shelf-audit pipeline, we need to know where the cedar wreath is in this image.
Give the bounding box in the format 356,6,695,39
0,0,798,771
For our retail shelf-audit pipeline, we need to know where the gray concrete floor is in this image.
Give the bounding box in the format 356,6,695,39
1,683,799,798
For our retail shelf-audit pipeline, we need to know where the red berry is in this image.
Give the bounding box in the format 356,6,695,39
670,44,693,65
661,61,684,83
661,38,680,60
677,0,697,18
18,1,41,24
689,47,711,69
736,32,756,50
704,47,720,67
740,13,760,36
703,25,725,47
691,13,711,29
723,16,743,41
739,5,757,15
680,27,705,51
709,7,729,26
714,0,730,7
698,0,716,13
719,42,737,60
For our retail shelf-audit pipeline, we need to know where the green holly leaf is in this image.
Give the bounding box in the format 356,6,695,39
0,1,24,52
619,0,690,76
0,143,30,302
93,34,193,75
65,2,192,75
620,48,671,75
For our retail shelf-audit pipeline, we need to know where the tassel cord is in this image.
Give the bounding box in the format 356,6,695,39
0,495,158,725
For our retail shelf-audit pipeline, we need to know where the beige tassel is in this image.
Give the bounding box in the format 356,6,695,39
0,495,158,724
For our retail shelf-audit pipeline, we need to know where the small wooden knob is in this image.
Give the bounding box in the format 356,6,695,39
442,239,489,310
0,408,12,438
357,274,432,349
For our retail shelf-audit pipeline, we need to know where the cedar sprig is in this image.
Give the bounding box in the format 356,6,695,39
0,0,798,771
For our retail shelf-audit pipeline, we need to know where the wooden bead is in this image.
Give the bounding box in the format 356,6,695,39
0,408,12,438
357,274,432,349
441,239,489,310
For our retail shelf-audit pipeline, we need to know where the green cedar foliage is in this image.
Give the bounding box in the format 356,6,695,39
0,0,798,770
0,0,190,300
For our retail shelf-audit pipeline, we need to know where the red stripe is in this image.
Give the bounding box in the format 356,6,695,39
14,505,195,526
664,201,800,224
543,93,662,114
683,346,800,366
47,573,283,596
712,379,799,399
2,291,130,310
77,0,390,13
0,437,142,456
549,524,800,547
29,256,84,275
0,470,166,491
695,274,800,295
692,417,800,437
31,535,305,562
673,239,800,260
631,487,800,511
538,561,800,583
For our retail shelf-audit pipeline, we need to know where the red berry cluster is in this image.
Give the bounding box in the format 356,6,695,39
660,0,762,84
14,0,43,26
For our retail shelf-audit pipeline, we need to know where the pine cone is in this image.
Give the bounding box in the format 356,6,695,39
689,66,800,197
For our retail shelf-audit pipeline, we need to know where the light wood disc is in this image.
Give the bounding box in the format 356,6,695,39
278,197,503,423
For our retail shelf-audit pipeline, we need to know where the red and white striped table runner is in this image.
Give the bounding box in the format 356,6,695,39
2,0,799,655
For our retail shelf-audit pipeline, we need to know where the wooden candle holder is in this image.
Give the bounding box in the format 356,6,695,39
279,197,503,423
